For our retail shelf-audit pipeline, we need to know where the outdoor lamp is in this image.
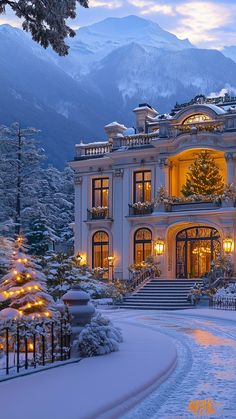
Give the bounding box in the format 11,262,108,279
223,237,233,253
107,255,115,267
154,239,165,255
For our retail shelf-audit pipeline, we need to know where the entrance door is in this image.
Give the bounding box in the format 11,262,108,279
176,227,221,278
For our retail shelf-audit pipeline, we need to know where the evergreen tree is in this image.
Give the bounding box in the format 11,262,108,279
0,237,55,317
25,216,52,256
181,150,224,197
0,124,74,249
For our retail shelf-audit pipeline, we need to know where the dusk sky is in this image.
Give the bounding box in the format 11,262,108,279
1,1,236,50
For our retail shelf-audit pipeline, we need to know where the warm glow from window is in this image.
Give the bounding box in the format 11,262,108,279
183,114,211,125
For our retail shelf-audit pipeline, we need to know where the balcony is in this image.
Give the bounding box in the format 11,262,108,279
164,200,222,212
129,202,154,216
87,207,111,221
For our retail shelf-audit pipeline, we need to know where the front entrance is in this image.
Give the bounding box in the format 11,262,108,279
176,226,221,278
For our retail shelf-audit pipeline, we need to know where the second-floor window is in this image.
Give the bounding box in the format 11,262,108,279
92,178,109,207
133,171,151,203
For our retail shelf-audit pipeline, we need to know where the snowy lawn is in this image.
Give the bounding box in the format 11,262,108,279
0,315,177,419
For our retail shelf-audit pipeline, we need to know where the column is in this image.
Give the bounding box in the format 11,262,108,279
225,153,236,185
155,157,170,194
74,172,83,253
112,169,124,280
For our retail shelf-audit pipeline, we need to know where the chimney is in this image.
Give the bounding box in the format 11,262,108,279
104,121,127,141
133,103,158,133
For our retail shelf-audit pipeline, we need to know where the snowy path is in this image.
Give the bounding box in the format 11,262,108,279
114,309,236,419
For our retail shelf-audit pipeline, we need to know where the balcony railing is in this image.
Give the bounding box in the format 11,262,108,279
129,203,154,216
113,134,157,149
164,200,222,212
87,207,110,220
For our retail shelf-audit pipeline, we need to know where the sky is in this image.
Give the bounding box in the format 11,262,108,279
1,0,236,50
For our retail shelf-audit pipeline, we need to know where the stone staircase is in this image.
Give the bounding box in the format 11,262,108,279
120,278,203,310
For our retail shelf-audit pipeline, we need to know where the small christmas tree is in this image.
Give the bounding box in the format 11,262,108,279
181,150,224,196
0,236,55,318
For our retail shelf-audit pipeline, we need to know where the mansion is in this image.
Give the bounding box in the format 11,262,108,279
70,95,236,280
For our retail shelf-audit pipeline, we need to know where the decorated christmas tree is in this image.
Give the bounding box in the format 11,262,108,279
0,236,55,318
181,150,224,196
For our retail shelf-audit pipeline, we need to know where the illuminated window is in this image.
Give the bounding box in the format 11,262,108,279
92,231,109,269
134,228,152,263
133,171,152,203
92,178,109,207
183,114,211,125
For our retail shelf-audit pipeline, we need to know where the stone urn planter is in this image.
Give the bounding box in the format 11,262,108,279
62,285,95,357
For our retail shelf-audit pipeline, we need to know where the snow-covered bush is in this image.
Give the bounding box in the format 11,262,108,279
78,313,123,357
214,283,236,301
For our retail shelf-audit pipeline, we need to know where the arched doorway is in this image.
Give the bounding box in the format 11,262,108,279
176,226,221,278
134,228,152,263
92,231,109,269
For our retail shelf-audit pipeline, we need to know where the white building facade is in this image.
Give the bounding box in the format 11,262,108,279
70,95,236,280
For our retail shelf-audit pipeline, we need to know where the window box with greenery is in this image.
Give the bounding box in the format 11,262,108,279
129,201,154,216
87,206,109,220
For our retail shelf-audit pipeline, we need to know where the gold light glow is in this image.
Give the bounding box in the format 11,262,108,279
154,239,165,255
223,237,233,253
107,255,115,267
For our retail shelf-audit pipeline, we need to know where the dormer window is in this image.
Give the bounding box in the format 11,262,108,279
183,114,211,125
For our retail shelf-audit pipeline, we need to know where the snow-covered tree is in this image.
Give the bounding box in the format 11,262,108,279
0,123,45,235
0,237,55,317
181,150,224,196
0,123,74,248
0,0,89,55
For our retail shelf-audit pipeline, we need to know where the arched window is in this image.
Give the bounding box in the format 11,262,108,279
134,228,152,263
92,231,109,269
183,114,211,125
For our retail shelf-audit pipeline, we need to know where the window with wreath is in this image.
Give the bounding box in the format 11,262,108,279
134,228,152,263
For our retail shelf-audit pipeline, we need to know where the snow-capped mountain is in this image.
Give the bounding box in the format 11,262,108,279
1,17,236,166
52,15,194,78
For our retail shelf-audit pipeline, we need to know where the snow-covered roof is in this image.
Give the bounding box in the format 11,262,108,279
202,104,226,115
104,121,127,129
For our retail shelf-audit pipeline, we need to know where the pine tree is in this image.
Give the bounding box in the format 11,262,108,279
0,237,55,318
181,150,224,197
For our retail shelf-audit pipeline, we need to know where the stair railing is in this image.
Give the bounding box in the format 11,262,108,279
126,267,155,293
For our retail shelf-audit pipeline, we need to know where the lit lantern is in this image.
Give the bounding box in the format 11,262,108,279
223,237,233,253
154,239,165,255
107,255,115,267
76,252,87,265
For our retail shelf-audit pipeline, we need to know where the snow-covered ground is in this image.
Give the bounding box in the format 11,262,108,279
1,308,236,419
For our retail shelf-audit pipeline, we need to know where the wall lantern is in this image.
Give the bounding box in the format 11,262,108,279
223,237,233,253
76,253,87,265
154,239,165,255
107,255,115,267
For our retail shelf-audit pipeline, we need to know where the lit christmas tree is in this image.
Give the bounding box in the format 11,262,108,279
0,236,55,318
181,150,224,197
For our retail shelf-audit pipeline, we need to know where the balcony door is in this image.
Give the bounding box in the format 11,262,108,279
133,171,151,203
176,227,221,278
92,178,109,207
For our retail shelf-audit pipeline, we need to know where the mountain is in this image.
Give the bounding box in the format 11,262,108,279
222,46,236,63
51,15,194,78
1,17,236,167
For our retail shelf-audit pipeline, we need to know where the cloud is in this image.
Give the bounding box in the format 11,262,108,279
173,2,234,45
128,0,174,15
89,0,123,8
